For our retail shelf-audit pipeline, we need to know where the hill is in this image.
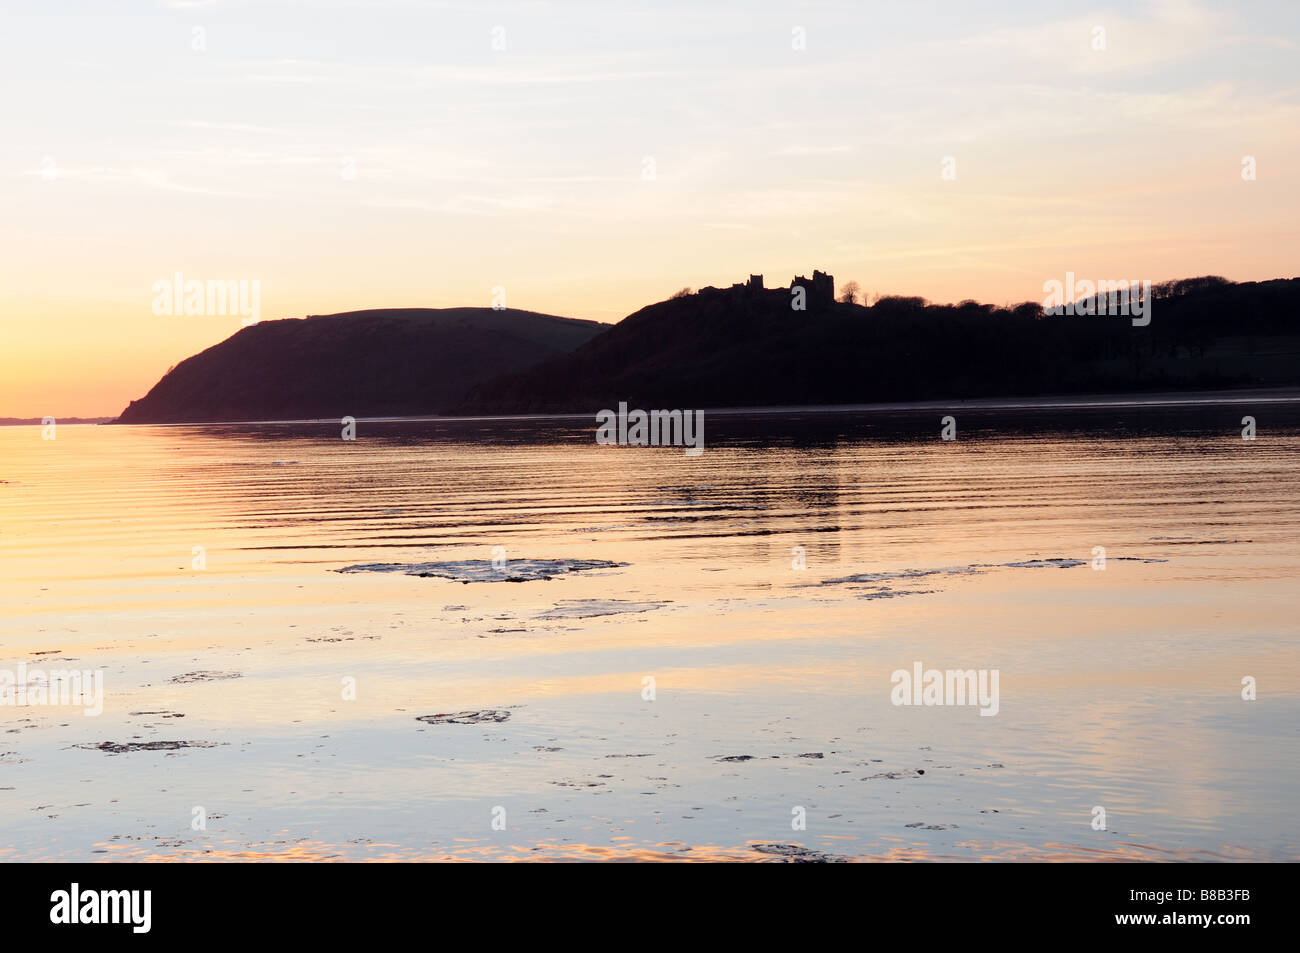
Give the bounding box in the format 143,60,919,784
114,308,606,423
459,274,1300,413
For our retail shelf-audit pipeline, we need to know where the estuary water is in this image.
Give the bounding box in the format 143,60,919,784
2,398,1298,861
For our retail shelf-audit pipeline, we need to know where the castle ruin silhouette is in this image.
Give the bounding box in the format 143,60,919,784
697,270,835,310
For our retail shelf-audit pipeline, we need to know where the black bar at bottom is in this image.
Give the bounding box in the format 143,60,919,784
2,861,1279,940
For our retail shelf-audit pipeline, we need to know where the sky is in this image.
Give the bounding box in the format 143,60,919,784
1,0,1298,417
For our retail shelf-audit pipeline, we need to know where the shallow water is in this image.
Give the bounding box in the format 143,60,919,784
2,402,1299,861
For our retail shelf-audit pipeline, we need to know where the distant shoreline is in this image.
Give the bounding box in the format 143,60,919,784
17,386,1295,428
0,417,115,427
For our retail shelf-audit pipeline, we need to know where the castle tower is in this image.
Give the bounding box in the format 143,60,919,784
812,270,834,308
790,270,835,310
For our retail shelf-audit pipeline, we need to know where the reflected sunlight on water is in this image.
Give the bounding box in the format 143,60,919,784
2,405,1298,861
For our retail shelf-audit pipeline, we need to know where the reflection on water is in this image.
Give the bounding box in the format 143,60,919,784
2,403,1299,861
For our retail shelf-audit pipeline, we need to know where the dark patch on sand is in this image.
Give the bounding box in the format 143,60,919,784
863,768,925,780
750,843,850,863
78,741,223,754
416,710,511,725
337,558,626,583
1000,558,1088,569
170,671,242,684
812,566,980,587
808,555,1166,599
857,588,938,600
535,599,669,620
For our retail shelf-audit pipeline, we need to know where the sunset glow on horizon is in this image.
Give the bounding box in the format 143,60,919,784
2,0,1298,417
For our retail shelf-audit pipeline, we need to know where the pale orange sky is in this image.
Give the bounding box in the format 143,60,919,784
2,0,1297,418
